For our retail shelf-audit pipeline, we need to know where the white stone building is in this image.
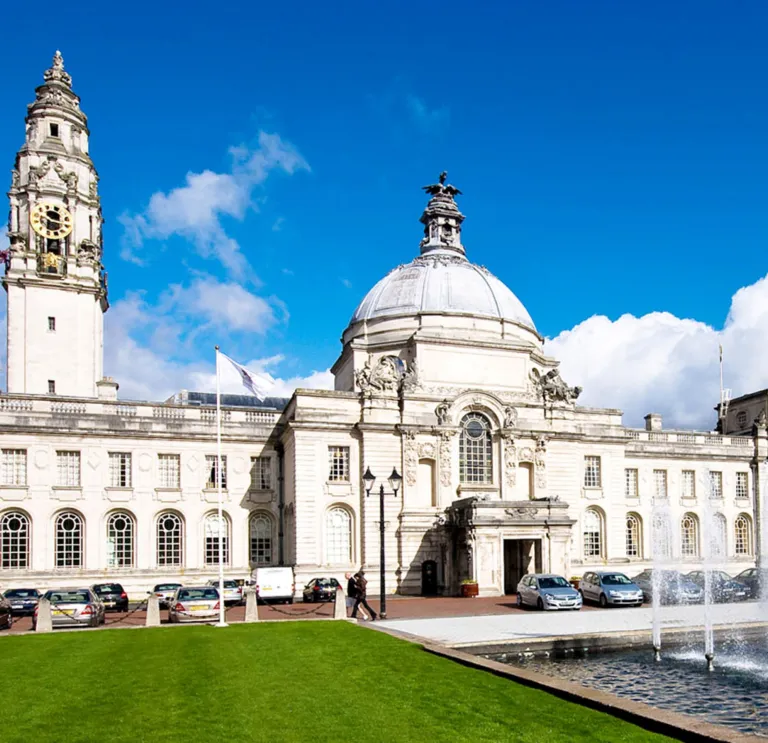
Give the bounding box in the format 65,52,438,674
0,54,762,598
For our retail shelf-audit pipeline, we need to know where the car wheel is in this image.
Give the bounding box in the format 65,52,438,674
599,593,608,608
537,597,544,611
288,598,294,605
516,593,523,608
302,595,308,603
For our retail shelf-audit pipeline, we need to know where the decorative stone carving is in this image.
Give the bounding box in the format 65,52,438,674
28,160,51,186
502,434,517,487
77,240,99,265
403,431,417,486
10,169,20,191
530,368,582,405
535,436,547,488
418,441,437,459
503,406,518,428
519,446,534,462
435,399,451,425
43,51,73,88
419,171,465,254
400,360,420,392
438,430,456,487
355,355,402,393
505,507,538,519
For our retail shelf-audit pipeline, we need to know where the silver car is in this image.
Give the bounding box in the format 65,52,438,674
206,579,243,606
580,571,644,607
517,573,582,611
151,582,183,608
34,587,105,629
168,586,221,623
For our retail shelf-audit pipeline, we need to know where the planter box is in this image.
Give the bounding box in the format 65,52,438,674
460,583,479,598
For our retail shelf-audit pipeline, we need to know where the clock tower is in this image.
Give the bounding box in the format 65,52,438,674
5,52,109,398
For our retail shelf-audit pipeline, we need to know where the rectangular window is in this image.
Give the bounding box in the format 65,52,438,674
158,454,180,488
49,123,60,137
682,470,695,499
624,468,638,498
328,446,350,482
205,455,228,489
108,452,132,487
250,456,271,490
56,451,81,487
0,449,27,486
653,469,667,500
584,456,601,488
48,317,56,331
48,380,56,395
709,471,723,499
736,472,749,499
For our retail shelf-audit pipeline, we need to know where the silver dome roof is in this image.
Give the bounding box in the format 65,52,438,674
351,250,536,330
349,172,536,331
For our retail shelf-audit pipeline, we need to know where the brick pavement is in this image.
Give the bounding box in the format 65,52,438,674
3,594,605,635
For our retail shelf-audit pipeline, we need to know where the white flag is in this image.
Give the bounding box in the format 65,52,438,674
219,352,275,401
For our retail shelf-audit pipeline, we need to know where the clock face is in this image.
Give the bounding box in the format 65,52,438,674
30,202,73,240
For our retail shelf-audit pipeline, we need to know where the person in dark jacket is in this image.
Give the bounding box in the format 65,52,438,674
351,571,377,621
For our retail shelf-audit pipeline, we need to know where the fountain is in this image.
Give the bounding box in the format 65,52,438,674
649,498,675,660
700,469,717,671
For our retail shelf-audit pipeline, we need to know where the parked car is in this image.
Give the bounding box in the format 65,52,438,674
90,582,129,612
632,569,704,605
206,579,243,606
3,587,41,615
34,588,106,629
580,571,644,607
252,566,295,604
302,577,341,603
733,567,768,600
0,595,12,629
151,583,183,608
517,574,582,611
685,571,749,603
168,586,221,623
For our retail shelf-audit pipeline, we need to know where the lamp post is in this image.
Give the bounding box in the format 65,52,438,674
363,466,402,619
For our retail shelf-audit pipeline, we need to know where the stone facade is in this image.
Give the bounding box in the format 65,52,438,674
0,56,761,598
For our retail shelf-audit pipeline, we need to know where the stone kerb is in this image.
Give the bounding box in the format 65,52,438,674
244,588,259,623
333,586,346,619
145,594,160,627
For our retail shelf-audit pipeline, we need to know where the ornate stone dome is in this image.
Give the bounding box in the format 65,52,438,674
349,173,536,332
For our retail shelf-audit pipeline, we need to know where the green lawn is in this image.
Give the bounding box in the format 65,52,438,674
1,622,670,743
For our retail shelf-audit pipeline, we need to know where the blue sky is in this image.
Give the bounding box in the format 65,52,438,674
2,1,768,425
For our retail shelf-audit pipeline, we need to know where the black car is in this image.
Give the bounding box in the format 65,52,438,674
302,577,340,603
3,587,41,615
90,582,129,612
685,570,749,603
733,567,768,600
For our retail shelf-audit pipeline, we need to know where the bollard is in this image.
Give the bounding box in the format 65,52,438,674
145,593,161,627
36,597,53,633
244,587,259,623
333,586,346,620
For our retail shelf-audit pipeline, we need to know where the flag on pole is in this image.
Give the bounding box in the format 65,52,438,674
219,352,275,401
719,344,723,362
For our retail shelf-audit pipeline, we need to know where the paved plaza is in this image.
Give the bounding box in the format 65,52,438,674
379,601,767,647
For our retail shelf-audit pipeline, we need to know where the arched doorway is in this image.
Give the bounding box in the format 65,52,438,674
421,560,438,595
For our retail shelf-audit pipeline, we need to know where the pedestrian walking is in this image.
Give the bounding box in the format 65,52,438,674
346,571,369,620
351,571,377,621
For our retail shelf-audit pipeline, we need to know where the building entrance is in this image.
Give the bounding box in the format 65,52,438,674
503,539,541,594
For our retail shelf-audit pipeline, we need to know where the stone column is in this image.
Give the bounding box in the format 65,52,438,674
244,588,259,623
145,594,160,627
333,586,346,619
36,597,52,632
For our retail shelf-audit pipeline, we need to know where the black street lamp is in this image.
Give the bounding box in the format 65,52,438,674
363,465,402,619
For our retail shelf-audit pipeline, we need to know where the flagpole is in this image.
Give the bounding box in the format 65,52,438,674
214,345,227,628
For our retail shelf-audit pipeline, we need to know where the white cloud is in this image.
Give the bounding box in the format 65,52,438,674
545,273,768,430
340,277,352,288
119,131,309,277
406,94,449,131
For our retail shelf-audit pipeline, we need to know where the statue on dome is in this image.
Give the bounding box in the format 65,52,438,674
530,368,582,405
422,171,462,199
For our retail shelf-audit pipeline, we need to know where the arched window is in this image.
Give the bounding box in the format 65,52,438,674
735,514,752,556
106,512,135,568
459,413,493,484
583,508,604,558
652,513,673,560
625,513,642,558
204,513,230,566
156,512,184,567
55,511,83,568
325,507,352,564
710,513,727,558
681,513,699,557
1,511,30,569
249,514,273,566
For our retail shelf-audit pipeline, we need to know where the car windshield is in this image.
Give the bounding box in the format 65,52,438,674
600,574,632,585
538,577,569,589
48,591,90,604
155,584,181,591
714,571,733,582
93,584,122,594
178,588,218,601
4,589,39,598
315,579,338,587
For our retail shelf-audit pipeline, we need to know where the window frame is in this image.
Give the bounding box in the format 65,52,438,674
624,468,638,498
106,511,135,568
459,413,493,485
1,449,27,486
156,511,184,567
205,455,228,490
203,512,231,566
56,451,81,487
582,508,604,559
0,510,31,569
735,514,752,556
157,454,181,489
680,513,699,558
249,513,273,566
54,511,84,568
583,456,601,489
108,452,132,488
625,513,642,558
328,446,351,483
325,506,353,565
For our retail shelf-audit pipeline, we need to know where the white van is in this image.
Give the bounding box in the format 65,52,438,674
252,567,295,604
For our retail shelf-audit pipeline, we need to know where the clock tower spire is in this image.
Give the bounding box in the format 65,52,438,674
4,52,109,398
